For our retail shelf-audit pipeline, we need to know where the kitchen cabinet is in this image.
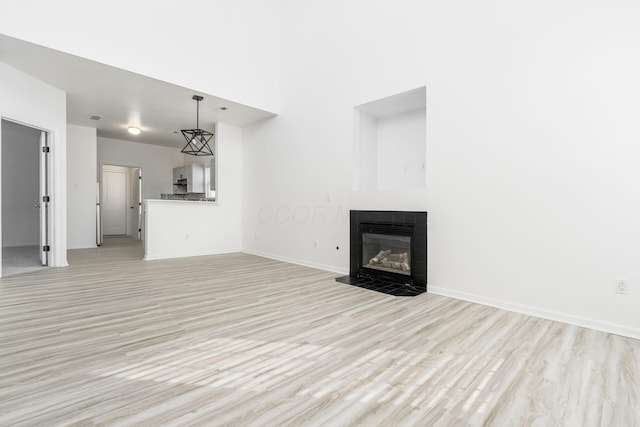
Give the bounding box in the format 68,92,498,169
173,163,204,193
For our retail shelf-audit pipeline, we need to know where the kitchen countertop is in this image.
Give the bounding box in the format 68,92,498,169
160,193,216,202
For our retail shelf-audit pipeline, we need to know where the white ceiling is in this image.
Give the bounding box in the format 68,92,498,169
0,34,276,148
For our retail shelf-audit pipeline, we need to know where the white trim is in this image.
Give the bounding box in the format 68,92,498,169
2,242,41,248
144,248,243,261
237,249,640,340
0,118,3,277
429,286,640,341
1,117,68,270
240,248,640,340
242,248,349,275
0,64,68,272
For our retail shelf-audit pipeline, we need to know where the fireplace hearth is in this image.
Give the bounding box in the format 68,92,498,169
336,210,427,296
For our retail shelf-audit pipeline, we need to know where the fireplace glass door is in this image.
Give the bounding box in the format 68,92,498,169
362,233,411,276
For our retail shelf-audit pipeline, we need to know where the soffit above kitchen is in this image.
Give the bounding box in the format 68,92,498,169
0,34,276,148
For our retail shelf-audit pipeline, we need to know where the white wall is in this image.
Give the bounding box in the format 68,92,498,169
0,0,280,113
97,137,184,199
358,113,378,191
0,62,67,269
1,121,40,247
144,200,241,260
376,109,426,190
67,124,97,249
242,0,640,338
213,123,242,211
145,123,243,259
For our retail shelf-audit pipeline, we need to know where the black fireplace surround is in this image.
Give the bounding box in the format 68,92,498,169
336,210,427,296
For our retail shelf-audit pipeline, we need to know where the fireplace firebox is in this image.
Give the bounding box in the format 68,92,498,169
336,210,427,296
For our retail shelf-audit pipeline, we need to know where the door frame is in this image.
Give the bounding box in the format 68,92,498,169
39,131,49,265
0,117,54,276
99,163,144,242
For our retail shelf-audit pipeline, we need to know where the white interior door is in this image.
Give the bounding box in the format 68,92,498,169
102,169,128,235
39,131,48,265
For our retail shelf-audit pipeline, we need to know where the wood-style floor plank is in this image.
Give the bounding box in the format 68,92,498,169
0,237,638,426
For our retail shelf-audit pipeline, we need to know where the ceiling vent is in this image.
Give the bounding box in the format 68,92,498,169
90,114,102,121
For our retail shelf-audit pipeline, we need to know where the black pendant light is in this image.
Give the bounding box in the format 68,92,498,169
181,95,214,156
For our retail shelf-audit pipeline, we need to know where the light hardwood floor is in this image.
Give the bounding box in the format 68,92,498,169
0,237,638,426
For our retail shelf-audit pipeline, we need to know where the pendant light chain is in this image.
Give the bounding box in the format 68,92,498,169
196,97,199,128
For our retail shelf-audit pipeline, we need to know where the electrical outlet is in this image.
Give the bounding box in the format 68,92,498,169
313,240,319,249
616,279,627,294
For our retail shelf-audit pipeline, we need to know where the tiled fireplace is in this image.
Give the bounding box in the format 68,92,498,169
336,210,427,296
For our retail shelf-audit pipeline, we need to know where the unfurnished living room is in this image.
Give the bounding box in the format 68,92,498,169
0,1,639,426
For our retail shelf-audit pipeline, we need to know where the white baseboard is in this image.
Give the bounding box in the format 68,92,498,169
159,246,639,341
144,248,242,261
68,244,98,250
429,286,640,341
2,242,40,248
242,249,349,275
52,262,70,268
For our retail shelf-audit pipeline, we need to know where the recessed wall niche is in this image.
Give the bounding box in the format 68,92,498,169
354,86,426,191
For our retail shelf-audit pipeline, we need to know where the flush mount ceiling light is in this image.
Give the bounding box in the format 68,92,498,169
180,95,214,156
127,126,141,135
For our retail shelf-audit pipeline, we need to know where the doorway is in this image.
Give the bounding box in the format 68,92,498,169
1,120,49,277
100,165,142,241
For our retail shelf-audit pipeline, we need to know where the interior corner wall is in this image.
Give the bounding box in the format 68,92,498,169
97,137,184,200
214,122,243,246
0,0,281,113
67,124,97,249
242,0,640,338
0,61,68,269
